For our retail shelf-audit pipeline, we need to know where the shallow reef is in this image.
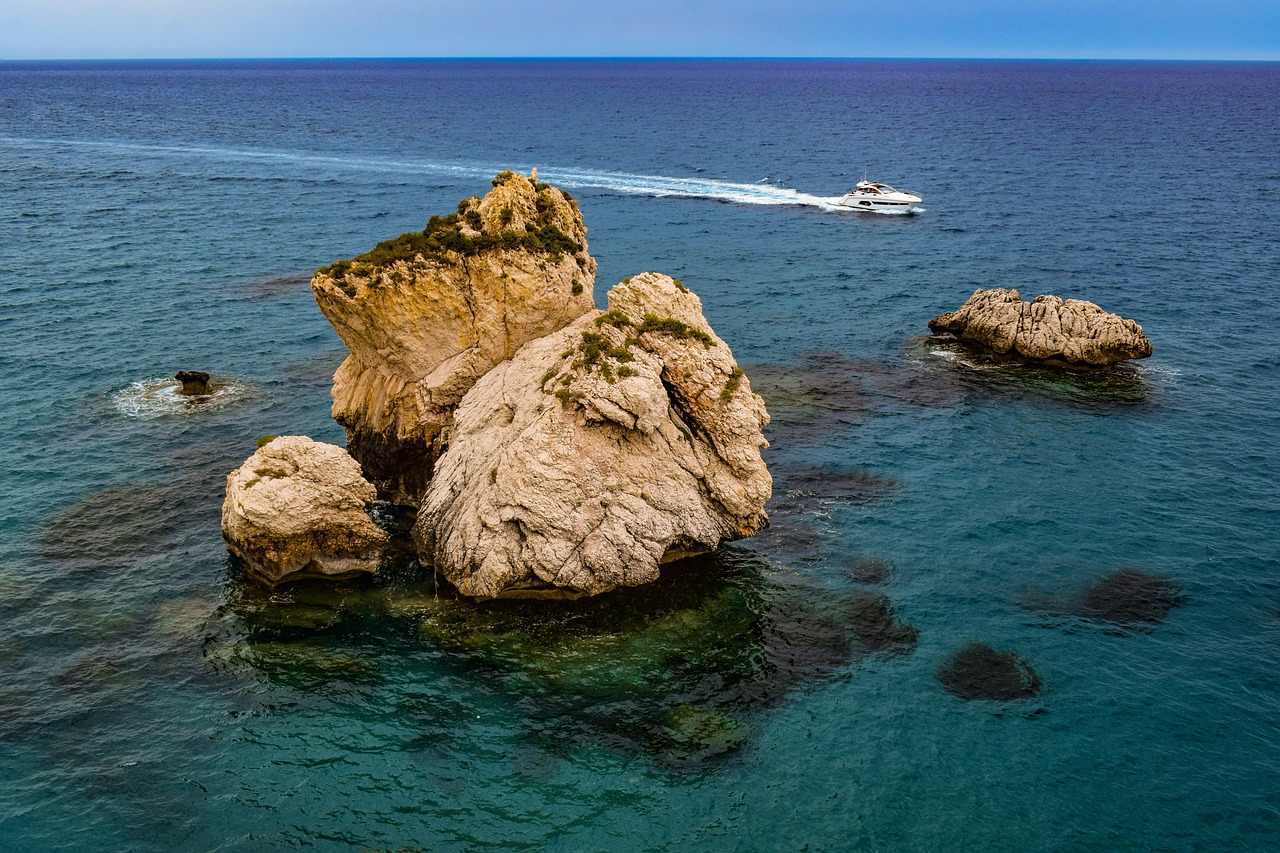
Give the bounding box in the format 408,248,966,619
213,548,919,768
937,642,1042,702
1024,568,1185,633
849,557,894,585
1079,569,1185,628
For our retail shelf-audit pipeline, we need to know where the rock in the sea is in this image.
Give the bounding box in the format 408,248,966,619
175,370,211,395
928,288,1152,369
221,436,388,585
1079,569,1183,627
311,170,596,504
937,642,1042,701
414,272,771,599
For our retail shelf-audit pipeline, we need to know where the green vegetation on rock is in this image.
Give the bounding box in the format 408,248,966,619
318,178,584,285
722,366,744,401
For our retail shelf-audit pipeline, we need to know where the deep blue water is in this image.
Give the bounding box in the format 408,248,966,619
2,59,1279,851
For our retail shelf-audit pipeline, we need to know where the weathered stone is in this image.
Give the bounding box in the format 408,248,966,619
311,170,596,505
929,288,1152,369
414,272,771,599
175,370,211,395
221,436,388,585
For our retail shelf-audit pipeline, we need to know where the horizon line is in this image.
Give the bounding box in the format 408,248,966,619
2,55,1278,64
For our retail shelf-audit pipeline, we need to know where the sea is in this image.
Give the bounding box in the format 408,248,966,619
1,59,1278,851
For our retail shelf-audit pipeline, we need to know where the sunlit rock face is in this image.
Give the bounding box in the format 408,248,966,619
311,170,596,505
221,436,388,585
929,287,1152,369
414,272,772,599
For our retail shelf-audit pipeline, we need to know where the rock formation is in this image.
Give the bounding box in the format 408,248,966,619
928,288,1152,369
223,172,771,596
222,436,388,585
175,370,211,395
413,272,771,599
311,170,597,504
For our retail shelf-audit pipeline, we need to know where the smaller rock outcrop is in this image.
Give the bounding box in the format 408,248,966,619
222,436,388,585
175,371,211,395
414,272,771,599
929,288,1152,369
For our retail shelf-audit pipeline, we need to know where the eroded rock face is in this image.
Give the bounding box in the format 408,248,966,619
413,272,771,599
175,371,211,395
222,436,388,585
929,288,1152,369
311,170,597,504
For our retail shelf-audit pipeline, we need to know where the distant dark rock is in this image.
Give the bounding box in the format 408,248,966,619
1079,569,1183,628
850,557,893,585
175,370,211,395
845,592,918,654
937,642,1042,701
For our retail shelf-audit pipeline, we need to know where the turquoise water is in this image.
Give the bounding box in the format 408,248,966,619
1,60,1278,850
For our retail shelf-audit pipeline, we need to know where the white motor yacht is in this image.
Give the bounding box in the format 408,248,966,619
836,180,922,214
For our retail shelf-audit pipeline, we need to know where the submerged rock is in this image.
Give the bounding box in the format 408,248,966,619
928,288,1152,369
413,272,771,599
221,436,388,585
849,557,893,585
174,370,211,395
311,170,596,505
1079,569,1183,628
845,591,918,654
401,550,902,767
937,642,1042,701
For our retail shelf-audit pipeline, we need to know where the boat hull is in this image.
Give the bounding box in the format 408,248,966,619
836,196,921,214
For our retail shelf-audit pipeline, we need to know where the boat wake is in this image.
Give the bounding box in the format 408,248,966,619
2,136,912,215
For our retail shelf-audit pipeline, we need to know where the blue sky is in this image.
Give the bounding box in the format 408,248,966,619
2,0,1277,61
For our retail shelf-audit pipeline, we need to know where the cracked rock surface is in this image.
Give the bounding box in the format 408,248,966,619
221,436,388,585
311,171,596,504
929,287,1152,368
413,273,772,599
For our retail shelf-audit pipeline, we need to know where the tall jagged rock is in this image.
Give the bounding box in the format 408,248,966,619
221,436,388,585
413,273,772,599
311,170,597,504
928,288,1152,369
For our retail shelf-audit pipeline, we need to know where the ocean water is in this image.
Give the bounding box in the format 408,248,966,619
1,59,1279,851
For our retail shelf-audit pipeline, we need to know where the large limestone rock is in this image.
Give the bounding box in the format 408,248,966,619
928,288,1152,368
312,170,597,504
413,273,771,599
222,436,388,585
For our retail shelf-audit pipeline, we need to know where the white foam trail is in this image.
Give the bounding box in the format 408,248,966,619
111,377,255,419
0,135,899,215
